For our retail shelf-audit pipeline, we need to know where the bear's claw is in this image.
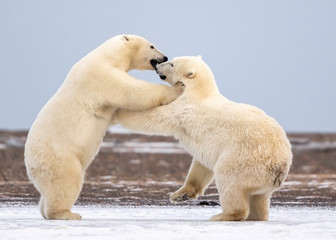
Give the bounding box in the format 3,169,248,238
170,193,189,203
181,193,189,201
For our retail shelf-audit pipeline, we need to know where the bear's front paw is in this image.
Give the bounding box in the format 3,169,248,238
169,188,199,203
170,193,189,203
160,86,184,105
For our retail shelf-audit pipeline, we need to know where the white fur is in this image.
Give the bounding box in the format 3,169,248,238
116,56,292,221
24,35,182,220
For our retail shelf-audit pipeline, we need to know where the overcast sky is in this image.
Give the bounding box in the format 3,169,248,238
0,0,335,132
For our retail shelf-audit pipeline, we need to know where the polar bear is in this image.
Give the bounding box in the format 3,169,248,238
115,56,292,221
24,34,182,220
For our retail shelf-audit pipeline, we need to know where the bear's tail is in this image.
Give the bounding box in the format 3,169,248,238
273,171,286,188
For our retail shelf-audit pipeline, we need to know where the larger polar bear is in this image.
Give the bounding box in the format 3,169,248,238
24,35,182,220
115,56,293,221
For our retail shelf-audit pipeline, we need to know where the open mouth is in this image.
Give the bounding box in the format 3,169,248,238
150,59,159,70
150,56,168,70
159,75,166,80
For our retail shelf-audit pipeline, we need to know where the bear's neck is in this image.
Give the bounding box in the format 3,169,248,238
96,39,135,72
108,50,134,72
184,80,220,99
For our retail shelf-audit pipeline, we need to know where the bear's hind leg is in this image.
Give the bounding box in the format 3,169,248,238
247,194,271,221
211,167,249,221
45,209,81,220
210,188,250,221
39,196,46,219
43,160,84,220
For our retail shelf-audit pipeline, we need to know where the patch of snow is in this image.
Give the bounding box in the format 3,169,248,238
147,180,181,186
100,141,187,154
292,141,336,151
99,176,112,180
289,137,309,144
317,182,334,189
108,125,133,134
129,159,141,164
0,206,335,240
283,181,302,186
0,136,26,148
203,193,219,197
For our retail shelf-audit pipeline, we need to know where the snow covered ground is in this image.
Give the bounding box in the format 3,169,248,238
1,206,335,240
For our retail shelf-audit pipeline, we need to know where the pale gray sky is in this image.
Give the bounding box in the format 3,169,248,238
0,0,335,131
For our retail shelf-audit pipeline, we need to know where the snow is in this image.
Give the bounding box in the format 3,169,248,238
108,125,133,134
292,141,336,151
0,206,335,240
0,136,26,148
100,141,186,154
2,128,336,153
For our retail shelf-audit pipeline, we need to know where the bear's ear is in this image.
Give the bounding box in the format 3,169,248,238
197,55,202,59
184,69,196,79
121,35,130,41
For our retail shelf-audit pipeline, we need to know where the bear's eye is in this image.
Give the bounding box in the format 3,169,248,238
170,63,174,67
150,45,154,49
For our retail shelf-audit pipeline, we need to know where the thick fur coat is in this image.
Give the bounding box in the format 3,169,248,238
24,35,181,220
116,56,292,221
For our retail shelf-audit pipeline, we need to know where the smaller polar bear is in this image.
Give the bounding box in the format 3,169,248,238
24,35,182,220
115,56,292,221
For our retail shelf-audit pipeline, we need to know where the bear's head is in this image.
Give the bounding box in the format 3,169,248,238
121,35,168,71
156,56,218,95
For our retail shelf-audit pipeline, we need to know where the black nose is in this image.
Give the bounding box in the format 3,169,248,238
163,56,168,62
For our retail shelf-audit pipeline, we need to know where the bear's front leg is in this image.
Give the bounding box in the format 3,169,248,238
170,159,214,203
114,103,177,136
111,76,184,111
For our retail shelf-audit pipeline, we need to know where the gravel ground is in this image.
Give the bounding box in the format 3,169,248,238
0,130,335,207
